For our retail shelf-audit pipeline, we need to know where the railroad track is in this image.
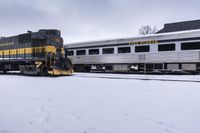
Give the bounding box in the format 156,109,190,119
1,72,200,83
74,74,200,83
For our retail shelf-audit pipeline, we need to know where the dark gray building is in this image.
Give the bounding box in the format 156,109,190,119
157,19,200,33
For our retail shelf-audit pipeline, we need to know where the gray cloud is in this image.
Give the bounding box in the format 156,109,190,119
0,0,199,43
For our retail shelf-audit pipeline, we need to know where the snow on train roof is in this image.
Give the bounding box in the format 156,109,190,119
65,29,200,48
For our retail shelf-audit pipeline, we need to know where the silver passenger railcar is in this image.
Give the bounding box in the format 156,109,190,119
65,30,200,74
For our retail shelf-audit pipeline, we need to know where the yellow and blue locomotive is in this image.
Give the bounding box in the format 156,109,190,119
0,29,73,76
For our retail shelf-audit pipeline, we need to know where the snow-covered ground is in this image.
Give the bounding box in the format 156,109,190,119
0,73,200,133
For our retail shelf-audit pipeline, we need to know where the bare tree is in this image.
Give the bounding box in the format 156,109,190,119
139,26,158,35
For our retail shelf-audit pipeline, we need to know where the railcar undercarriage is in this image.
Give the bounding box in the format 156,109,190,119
73,63,200,75
0,58,73,76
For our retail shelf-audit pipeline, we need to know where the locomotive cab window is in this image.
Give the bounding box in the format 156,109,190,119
118,47,131,53
102,48,114,54
89,49,99,55
158,44,175,51
77,50,86,55
46,30,60,36
135,45,150,53
181,42,200,50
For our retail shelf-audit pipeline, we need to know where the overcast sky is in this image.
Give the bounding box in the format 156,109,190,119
0,0,199,43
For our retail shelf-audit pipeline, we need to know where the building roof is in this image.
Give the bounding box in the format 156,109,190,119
157,19,200,33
